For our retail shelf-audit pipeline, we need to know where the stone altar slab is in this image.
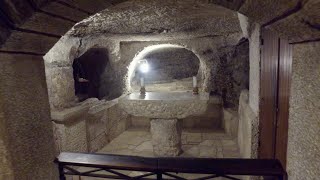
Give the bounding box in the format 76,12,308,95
119,92,209,119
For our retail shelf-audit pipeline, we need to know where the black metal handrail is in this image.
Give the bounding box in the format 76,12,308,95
55,152,287,180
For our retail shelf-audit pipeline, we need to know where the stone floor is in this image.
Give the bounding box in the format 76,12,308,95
68,128,242,180
99,128,240,158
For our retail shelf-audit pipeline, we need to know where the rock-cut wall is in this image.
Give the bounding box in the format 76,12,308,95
52,98,131,153
287,42,320,179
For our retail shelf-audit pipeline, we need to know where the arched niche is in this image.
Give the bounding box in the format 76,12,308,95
127,44,202,92
44,43,112,110
72,48,109,101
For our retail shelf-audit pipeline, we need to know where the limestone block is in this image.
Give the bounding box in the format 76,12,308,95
199,145,217,158
119,92,209,119
106,104,131,141
150,119,182,157
53,120,88,153
135,141,153,152
223,108,239,138
237,90,257,158
248,24,260,115
0,55,58,179
182,97,223,129
185,132,202,144
130,116,150,128
67,121,87,151
87,105,107,141
89,132,109,153
52,104,91,153
45,67,76,110
44,36,80,68
51,104,89,122
108,117,128,141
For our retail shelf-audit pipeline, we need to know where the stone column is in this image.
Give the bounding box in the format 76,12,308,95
150,119,182,156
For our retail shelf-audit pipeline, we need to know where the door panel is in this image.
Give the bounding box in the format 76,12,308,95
259,29,292,169
259,29,279,159
275,39,292,168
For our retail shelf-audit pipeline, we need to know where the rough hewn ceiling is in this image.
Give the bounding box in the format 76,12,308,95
0,0,319,56
68,0,242,38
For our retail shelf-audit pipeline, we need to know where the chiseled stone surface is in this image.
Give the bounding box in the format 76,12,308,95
45,35,244,109
223,108,238,138
237,90,259,158
150,119,182,156
53,120,88,153
267,0,320,43
69,0,241,37
0,99,13,180
131,95,223,129
248,23,260,115
287,42,320,179
52,97,131,153
45,67,76,110
0,54,58,180
44,36,81,110
105,103,131,141
119,92,209,119
239,0,300,25
100,129,239,158
215,39,249,108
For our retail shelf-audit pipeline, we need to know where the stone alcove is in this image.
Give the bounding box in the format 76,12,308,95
73,48,109,101
128,44,201,92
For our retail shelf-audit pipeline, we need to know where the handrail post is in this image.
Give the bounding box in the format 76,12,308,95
58,163,66,180
157,172,163,180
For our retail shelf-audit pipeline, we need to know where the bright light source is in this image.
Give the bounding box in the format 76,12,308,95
128,44,184,90
139,62,149,73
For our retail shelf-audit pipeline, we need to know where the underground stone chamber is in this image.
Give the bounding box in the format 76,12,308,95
1,0,318,179
42,0,254,164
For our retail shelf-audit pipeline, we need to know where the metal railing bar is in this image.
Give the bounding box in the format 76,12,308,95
221,175,241,180
103,168,132,178
162,172,187,180
64,166,81,175
55,152,287,180
192,174,220,180
80,168,105,175
132,172,157,179
64,172,133,179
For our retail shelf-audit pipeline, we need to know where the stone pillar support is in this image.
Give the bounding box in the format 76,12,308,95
150,119,182,157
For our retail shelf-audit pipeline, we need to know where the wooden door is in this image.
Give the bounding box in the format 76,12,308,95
259,29,292,169
275,39,292,167
259,29,279,159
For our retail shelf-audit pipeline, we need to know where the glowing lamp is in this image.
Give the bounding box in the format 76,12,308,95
139,60,149,73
